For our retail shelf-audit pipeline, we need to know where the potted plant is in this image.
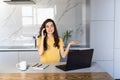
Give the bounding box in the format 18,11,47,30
63,29,72,45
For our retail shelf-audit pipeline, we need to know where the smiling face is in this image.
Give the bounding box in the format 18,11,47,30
45,22,55,35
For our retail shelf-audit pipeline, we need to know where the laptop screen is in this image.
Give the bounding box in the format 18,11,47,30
66,49,94,70
56,49,94,71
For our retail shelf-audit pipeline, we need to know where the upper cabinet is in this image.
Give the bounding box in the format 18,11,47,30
90,0,114,20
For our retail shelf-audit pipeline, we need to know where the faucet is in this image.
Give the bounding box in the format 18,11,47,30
33,35,37,48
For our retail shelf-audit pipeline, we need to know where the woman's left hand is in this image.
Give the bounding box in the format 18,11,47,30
69,40,80,45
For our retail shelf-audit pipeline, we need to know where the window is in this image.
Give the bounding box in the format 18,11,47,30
22,6,54,26
22,6,33,25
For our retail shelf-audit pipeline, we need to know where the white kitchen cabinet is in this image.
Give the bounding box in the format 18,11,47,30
19,51,40,64
0,52,18,66
114,0,120,79
96,61,113,77
90,0,114,78
90,21,114,60
90,0,114,20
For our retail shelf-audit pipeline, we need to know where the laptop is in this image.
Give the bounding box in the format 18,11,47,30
56,49,94,71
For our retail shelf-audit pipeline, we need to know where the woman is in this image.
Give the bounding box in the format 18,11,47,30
37,19,79,63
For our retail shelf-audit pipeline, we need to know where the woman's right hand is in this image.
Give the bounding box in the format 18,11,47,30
41,28,46,38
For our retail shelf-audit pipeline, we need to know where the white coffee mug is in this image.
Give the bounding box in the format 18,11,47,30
16,61,27,71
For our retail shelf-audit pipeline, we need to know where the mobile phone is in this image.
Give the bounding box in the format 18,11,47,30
43,29,46,35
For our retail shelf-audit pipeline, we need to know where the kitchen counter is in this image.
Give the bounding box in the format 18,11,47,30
0,62,114,80
0,45,91,52
0,46,37,52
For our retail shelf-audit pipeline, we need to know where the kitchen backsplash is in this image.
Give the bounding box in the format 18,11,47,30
0,0,86,46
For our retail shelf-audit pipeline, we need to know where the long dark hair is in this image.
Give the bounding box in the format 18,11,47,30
38,19,60,50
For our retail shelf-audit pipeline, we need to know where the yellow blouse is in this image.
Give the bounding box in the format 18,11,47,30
37,37,64,63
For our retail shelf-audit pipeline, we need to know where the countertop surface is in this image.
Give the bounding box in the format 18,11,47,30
0,46,37,51
0,62,104,73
